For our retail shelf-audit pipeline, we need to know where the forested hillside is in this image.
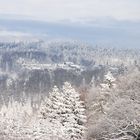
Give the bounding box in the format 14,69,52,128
0,40,140,139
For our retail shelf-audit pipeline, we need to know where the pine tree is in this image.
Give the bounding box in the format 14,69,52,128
39,82,87,140
101,71,116,90
39,86,65,139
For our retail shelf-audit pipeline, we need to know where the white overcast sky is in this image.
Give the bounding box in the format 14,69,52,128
0,0,140,22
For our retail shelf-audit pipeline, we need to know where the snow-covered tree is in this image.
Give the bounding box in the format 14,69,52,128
39,82,87,140
0,98,33,139
39,86,65,139
87,69,140,140
101,71,116,90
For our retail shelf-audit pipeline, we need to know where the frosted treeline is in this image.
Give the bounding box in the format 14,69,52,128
0,40,140,140
87,69,140,140
0,69,140,139
0,40,140,70
0,82,86,140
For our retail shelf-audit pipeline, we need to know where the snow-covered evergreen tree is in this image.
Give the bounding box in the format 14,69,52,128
39,86,65,139
39,82,87,140
101,71,116,90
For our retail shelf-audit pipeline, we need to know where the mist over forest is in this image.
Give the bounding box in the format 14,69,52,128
0,40,139,139
0,0,140,139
